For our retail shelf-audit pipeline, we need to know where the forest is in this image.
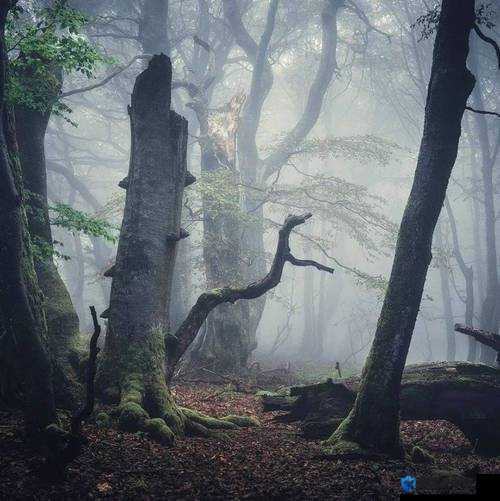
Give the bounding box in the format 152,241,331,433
0,0,500,499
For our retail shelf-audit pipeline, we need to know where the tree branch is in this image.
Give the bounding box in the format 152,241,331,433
454,323,500,354
166,213,334,380
473,23,500,69
262,0,342,178
61,55,150,98
465,105,500,118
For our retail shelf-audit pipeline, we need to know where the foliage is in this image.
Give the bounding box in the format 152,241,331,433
49,202,117,244
6,0,106,120
290,135,401,167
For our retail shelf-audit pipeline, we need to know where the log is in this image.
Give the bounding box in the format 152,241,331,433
261,362,500,456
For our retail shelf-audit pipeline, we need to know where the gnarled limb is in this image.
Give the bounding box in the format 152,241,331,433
165,213,334,380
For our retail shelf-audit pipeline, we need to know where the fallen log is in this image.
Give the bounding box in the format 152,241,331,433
261,362,500,456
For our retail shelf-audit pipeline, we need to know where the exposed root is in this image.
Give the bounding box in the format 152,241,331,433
113,374,258,445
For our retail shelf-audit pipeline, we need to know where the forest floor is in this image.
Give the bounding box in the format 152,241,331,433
1,381,500,500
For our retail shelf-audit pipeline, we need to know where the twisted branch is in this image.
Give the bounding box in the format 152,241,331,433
165,213,334,380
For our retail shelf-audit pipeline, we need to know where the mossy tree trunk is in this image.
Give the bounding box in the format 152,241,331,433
98,55,335,444
190,95,252,374
325,0,476,458
15,87,82,409
98,55,192,439
0,2,57,433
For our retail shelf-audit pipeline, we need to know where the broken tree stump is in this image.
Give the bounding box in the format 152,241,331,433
261,362,500,456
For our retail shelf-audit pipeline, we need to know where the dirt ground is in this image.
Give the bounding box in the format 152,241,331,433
1,383,499,500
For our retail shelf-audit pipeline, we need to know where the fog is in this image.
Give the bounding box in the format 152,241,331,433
42,0,499,374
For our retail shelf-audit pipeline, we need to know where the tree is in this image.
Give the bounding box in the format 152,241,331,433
97,55,334,442
325,0,476,457
0,0,57,434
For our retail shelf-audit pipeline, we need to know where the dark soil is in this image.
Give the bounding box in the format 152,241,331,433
1,383,499,500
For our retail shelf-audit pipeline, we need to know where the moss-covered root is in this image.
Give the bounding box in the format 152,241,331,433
321,414,390,460
115,374,261,445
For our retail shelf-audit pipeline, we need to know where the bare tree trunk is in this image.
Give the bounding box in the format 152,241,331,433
435,222,456,361
0,2,57,432
325,0,475,457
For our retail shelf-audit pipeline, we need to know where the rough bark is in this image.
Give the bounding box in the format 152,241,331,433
15,97,82,408
0,2,57,432
263,362,500,456
97,55,186,429
325,0,475,457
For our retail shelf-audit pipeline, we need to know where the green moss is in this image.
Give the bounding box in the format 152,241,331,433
144,418,174,445
95,411,111,428
180,407,238,430
221,415,261,428
118,402,149,432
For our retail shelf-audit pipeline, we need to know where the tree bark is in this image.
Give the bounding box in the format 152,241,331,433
15,95,82,408
0,2,57,433
325,0,475,457
97,55,187,435
265,362,500,456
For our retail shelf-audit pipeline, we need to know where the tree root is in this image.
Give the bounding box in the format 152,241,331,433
110,374,260,445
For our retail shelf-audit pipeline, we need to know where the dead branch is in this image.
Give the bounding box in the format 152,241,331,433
71,306,101,435
165,213,334,380
454,323,500,355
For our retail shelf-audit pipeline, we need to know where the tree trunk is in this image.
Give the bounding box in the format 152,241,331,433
325,0,475,457
0,2,57,432
445,197,475,361
15,100,82,407
264,362,500,456
435,223,456,361
98,55,188,436
190,96,252,374
469,43,498,365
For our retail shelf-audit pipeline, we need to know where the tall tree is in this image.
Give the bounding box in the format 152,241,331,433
0,0,57,433
325,0,475,457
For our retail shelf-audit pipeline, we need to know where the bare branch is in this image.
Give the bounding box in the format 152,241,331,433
473,23,500,69
61,55,150,98
465,105,500,118
165,213,334,380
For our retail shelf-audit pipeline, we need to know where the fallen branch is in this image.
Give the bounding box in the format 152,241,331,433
165,213,335,380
